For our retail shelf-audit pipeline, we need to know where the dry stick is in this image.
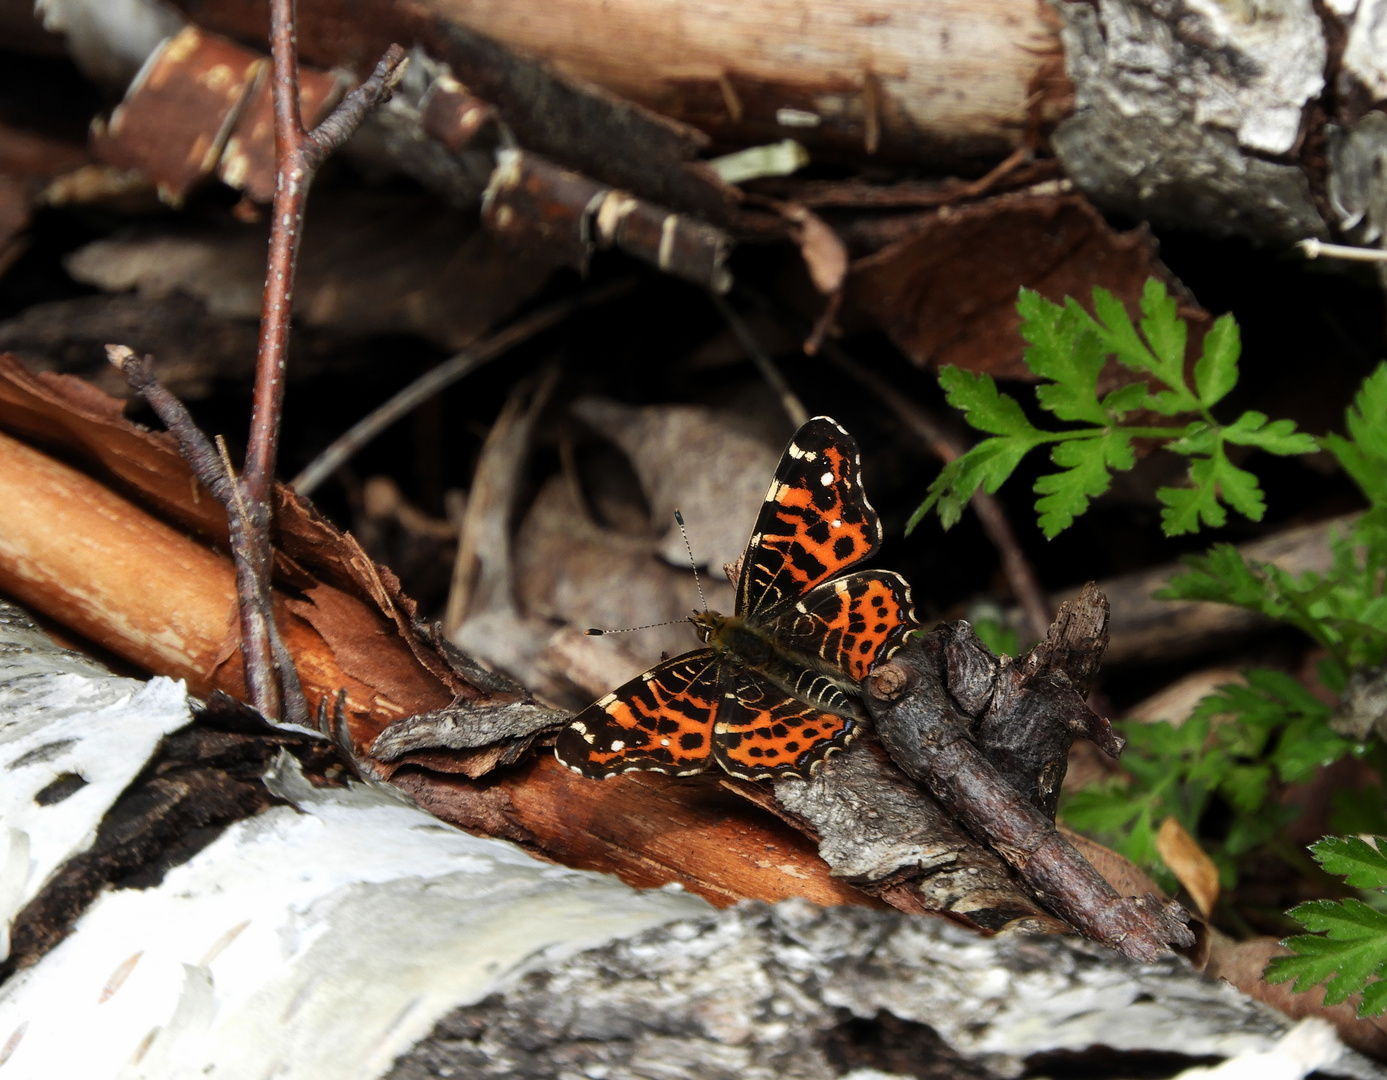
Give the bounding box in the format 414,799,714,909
822,345,1053,642
107,345,309,725
709,293,810,427
112,19,407,720
230,9,408,719
1298,239,1387,262
292,280,635,496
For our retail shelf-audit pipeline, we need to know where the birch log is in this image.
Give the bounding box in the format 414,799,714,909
420,0,1060,165
1,598,1384,1080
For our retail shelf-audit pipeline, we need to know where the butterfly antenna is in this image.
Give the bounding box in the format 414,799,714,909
584,621,682,636
584,510,708,635
675,509,709,613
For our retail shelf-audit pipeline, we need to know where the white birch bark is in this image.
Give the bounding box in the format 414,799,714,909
0,599,1384,1080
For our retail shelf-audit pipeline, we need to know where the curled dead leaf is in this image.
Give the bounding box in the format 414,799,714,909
1156,815,1221,919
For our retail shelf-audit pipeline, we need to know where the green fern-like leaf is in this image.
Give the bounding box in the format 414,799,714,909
1264,839,1387,1016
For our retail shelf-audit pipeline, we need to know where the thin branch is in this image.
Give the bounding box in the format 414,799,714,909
107,346,229,502
244,35,408,505
709,293,810,427
292,280,634,496
112,8,406,720
227,4,405,717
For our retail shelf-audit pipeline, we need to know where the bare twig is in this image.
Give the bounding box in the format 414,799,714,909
107,346,313,727
213,5,404,718
1298,239,1387,263
292,280,634,496
110,8,406,720
709,293,810,427
820,345,1053,642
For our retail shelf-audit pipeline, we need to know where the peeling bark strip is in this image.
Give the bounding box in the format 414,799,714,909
867,592,1194,962
482,150,734,291
90,25,346,205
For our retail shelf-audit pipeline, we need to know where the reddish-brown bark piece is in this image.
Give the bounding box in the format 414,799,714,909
91,25,265,204
393,755,877,908
90,24,349,205
843,190,1209,380
420,74,496,151
867,628,1194,962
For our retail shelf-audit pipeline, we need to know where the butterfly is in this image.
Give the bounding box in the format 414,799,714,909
555,416,919,781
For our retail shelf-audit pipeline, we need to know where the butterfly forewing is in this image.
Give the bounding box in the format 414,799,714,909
765,570,917,682
712,668,856,779
737,417,882,620
555,651,724,777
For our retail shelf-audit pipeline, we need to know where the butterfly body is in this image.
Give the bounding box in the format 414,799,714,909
558,416,919,781
692,609,863,719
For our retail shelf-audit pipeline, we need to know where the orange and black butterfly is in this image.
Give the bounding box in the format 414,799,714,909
555,416,919,781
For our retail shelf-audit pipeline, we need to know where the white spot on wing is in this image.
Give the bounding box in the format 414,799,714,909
819,471,833,486
831,518,842,528
660,738,670,746
610,739,625,751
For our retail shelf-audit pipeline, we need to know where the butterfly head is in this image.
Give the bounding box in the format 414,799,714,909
689,609,725,645
690,609,776,666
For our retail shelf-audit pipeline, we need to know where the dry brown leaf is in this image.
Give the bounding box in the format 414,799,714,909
515,473,734,681
569,398,781,576
844,189,1208,380
1155,815,1221,919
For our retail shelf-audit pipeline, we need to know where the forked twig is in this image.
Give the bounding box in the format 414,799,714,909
111,6,407,719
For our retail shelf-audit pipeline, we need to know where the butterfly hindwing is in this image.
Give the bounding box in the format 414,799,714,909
555,651,724,778
737,417,881,620
765,570,918,682
713,668,857,779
